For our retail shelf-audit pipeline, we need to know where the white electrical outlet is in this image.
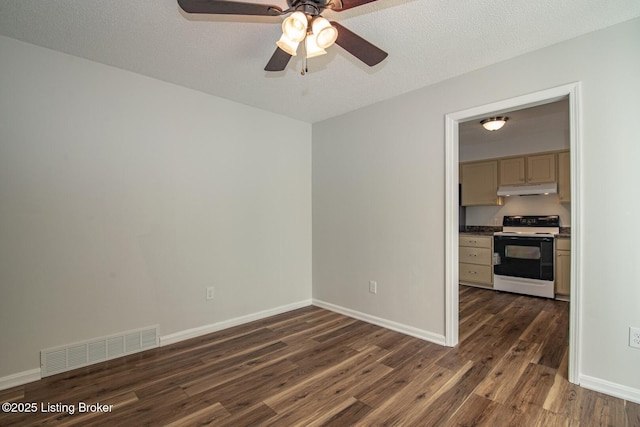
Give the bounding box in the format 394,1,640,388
369,281,377,294
630,327,640,349
206,286,215,301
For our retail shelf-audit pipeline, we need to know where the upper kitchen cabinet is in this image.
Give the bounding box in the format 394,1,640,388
526,153,556,183
461,160,504,206
557,150,570,203
499,157,526,185
499,153,556,186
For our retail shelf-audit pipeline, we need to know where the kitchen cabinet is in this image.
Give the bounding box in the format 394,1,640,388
499,157,526,185
459,235,493,288
527,153,556,183
557,150,570,203
498,153,556,186
460,160,503,206
555,237,571,298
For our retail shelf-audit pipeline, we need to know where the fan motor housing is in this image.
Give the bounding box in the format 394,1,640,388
287,0,343,14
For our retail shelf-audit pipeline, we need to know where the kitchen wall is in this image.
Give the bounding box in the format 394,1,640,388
313,17,640,400
0,36,312,380
466,195,571,227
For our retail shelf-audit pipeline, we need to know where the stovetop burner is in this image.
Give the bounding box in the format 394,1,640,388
498,231,557,234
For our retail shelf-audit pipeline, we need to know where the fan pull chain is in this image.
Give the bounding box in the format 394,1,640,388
301,32,309,75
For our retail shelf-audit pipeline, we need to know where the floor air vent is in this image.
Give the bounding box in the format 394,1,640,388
41,325,158,377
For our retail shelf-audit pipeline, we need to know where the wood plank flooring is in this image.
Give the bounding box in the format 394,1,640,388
1,286,639,426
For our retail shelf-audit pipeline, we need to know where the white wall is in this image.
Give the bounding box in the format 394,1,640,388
466,195,571,227
0,36,312,379
313,101,447,337
313,17,640,398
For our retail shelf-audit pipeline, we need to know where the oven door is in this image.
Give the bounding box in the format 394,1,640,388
493,235,554,281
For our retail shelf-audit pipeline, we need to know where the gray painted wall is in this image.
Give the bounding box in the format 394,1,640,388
313,18,640,396
0,36,312,378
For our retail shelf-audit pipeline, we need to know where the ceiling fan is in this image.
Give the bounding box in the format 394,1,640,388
177,0,388,72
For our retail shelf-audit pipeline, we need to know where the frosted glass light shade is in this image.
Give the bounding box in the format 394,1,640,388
481,117,509,131
305,34,327,58
311,17,338,48
282,11,308,43
276,34,300,56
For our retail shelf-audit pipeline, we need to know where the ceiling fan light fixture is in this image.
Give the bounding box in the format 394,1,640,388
177,0,389,73
282,11,308,43
311,17,338,48
481,116,509,131
305,34,327,58
276,34,300,56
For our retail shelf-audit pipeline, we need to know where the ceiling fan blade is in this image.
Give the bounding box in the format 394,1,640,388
264,47,292,71
328,0,378,11
331,22,388,67
178,0,283,16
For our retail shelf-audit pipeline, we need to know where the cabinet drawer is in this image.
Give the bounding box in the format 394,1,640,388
459,246,492,265
459,263,492,284
556,238,570,251
459,235,492,249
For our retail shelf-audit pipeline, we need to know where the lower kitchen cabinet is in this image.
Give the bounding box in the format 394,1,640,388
459,234,493,288
555,237,571,298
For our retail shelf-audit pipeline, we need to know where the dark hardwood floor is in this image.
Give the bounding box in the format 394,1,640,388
1,286,639,426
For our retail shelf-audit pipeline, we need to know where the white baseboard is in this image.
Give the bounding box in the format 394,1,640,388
579,374,640,404
159,299,313,346
312,299,446,346
0,368,41,391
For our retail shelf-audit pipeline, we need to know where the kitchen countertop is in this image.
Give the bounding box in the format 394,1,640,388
461,226,571,238
459,231,495,237
460,226,501,236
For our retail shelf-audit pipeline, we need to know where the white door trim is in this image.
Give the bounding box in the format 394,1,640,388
444,82,582,384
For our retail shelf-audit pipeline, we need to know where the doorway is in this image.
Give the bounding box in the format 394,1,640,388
444,83,581,384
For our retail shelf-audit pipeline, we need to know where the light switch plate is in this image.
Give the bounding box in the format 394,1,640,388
369,281,377,294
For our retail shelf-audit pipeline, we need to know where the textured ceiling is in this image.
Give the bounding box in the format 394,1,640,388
1,0,639,123
459,99,569,148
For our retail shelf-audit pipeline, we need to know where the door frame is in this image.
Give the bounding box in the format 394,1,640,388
444,82,582,384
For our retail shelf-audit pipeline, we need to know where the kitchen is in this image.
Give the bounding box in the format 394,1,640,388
457,98,571,301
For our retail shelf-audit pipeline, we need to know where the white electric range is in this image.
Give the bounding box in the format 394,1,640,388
493,215,560,298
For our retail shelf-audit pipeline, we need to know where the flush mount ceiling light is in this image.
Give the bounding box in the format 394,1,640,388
481,116,509,131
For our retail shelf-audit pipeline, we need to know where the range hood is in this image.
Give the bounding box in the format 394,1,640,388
497,182,557,196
